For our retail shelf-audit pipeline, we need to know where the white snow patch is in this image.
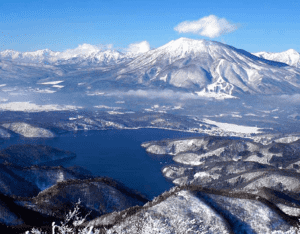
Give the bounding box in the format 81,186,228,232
173,177,189,185
202,118,263,134
275,136,300,144
277,203,300,216
86,91,105,96
159,75,168,82
194,171,210,178
52,85,64,88
94,105,121,110
0,102,81,112
39,80,64,85
2,122,55,138
107,111,124,115
173,153,204,166
232,114,242,118
245,113,258,116
34,89,57,93
172,105,182,110
195,90,237,99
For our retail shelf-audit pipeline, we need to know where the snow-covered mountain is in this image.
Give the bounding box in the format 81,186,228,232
0,44,131,66
114,38,300,96
254,49,300,68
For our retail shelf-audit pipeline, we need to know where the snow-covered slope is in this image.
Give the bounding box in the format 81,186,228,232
254,49,300,68
86,187,294,233
2,122,55,138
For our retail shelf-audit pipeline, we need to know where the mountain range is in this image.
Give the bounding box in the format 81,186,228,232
1,38,300,98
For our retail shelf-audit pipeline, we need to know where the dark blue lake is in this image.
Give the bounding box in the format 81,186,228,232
0,129,203,199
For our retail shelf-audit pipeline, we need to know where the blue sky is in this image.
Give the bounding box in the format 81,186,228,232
0,0,299,53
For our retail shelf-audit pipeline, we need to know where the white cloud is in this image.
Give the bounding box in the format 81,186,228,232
174,15,239,38
58,44,102,59
126,41,150,54
54,43,114,60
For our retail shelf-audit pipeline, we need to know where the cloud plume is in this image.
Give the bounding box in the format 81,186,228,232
125,41,150,55
174,15,239,38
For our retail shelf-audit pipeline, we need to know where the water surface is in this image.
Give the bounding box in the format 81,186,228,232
0,129,203,199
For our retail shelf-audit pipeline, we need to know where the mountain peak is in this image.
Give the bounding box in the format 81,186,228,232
173,37,205,43
285,48,299,55
163,37,211,50
254,48,300,68
156,37,223,58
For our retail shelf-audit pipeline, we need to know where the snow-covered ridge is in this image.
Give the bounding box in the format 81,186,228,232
2,122,55,138
254,49,300,68
0,44,132,65
0,102,82,112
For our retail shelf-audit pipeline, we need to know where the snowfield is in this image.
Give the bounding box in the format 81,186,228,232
202,118,263,134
